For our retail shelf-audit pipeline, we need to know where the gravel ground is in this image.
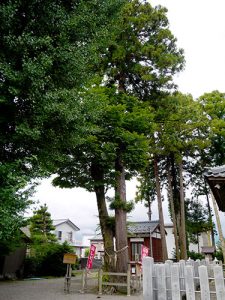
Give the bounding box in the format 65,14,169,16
0,277,143,300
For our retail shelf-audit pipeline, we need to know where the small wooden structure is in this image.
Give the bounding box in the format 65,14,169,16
128,221,163,262
201,246,215,261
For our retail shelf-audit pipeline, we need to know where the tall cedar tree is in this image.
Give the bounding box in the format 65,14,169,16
152,92,208,259
101,0,184,267
54,0,184,271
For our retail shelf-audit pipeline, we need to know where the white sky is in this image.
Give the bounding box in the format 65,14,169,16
29,0,225,236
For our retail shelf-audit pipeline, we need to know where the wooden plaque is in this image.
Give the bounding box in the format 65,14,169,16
63,253,76,264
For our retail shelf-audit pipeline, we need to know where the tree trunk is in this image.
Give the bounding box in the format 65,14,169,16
178,160,187,260
91,164,115,271
114,153,129,273
154,156,168,262
167,159,180,260
204,182,215,247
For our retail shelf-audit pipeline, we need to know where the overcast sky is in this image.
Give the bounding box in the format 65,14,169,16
29,0,225,235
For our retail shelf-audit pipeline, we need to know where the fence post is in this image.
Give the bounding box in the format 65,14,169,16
199,265,210,300
80,268,87,294
184,265,195,300
143,257,154,300
214,265,225,300
156,264,166,299
171,264,180,300
165,260,172,300
98,269,103,295
179,260,185,298
127,263,131,296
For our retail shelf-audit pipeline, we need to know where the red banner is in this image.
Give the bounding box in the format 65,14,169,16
86,244,96,269
141,245,149,261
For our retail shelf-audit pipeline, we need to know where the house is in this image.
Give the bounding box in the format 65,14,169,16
53,219,83,256
89,235,104,259
128,221,163,262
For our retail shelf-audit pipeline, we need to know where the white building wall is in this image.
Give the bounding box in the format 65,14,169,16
54,222,82,256
165,224,206,259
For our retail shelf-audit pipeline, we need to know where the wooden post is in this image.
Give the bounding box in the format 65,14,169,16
210,190,225,262
127,263,131,296
199,265,210,300
98,269,103,295
80,268,86,294
143,257,154,300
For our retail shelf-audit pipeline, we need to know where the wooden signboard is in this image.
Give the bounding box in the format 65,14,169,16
63,253,76,264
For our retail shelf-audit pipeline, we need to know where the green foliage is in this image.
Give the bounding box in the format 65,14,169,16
0,160,37,255
24,242,74,277
198,90,225,165
187,250,204,260
29,204,56,244
84,248,90,258
0,0,125,249
101,0,184,99
109,197,134,213
214,250,224,263
185,198,212,245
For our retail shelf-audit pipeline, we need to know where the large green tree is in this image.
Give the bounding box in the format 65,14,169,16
0,0,125,247
54,0,184,271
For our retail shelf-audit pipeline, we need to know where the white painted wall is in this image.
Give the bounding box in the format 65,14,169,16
165,224,207,259
54,222,82,247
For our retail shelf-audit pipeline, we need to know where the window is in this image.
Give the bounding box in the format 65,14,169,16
67,231,73,242
58,231,62,240
131,242,142,261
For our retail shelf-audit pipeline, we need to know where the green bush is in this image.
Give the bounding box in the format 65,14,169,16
187,250,204,260
214,250,224,262
24,242,76,277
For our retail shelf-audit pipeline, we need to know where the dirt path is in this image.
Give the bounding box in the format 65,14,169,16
0,276,143,300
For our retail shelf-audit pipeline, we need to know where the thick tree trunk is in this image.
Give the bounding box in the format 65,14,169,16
115,153,129,273
178,161,187,260
154,156,168,262
167,160,180,260
91,164,115,271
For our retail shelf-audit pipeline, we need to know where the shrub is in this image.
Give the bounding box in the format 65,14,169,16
187,250,204,260
24,242,75,277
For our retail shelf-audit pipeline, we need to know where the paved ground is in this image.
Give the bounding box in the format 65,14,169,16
0,276,143,300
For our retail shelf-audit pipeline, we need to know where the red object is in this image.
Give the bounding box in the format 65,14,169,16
86,244,96,269
141,245,149,261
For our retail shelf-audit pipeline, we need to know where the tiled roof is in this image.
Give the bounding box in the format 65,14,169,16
204,165,225,178
128,221,160,234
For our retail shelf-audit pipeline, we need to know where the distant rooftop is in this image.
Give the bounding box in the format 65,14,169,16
53,219,80,231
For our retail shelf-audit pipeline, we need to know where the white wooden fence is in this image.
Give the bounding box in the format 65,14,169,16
143,257,225,299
